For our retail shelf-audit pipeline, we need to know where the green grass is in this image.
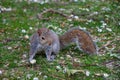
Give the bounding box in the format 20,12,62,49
0,0,120,80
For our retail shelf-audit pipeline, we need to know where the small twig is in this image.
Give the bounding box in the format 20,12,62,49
98,37,120,53
101,59,116,65
98,41,113,52
46,74,65,80
37,8,87,22
37,8,69,19
114,50,120,53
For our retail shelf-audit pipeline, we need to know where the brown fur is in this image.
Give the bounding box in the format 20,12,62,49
60,28,97,54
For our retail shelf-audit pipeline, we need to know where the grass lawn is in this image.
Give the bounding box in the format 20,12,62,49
0,0,120,80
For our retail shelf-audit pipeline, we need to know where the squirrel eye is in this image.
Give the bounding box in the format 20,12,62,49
41,37,45,40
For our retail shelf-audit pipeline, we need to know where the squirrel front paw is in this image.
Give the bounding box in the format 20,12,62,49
29,59,36,64
47,55,55,61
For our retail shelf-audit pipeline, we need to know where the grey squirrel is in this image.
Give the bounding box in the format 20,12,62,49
29,27,98,62
29,28,60,61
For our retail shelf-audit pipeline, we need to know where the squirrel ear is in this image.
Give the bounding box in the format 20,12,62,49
37,29,42,36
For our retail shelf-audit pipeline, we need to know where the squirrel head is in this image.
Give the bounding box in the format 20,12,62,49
37,28,52,46
37,28,49,36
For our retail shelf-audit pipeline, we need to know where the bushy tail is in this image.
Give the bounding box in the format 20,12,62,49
60,27,98,54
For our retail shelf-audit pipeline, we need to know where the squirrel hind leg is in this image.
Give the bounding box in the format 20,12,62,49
70,38,84,51
75,38,84,51
50,53,56,61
